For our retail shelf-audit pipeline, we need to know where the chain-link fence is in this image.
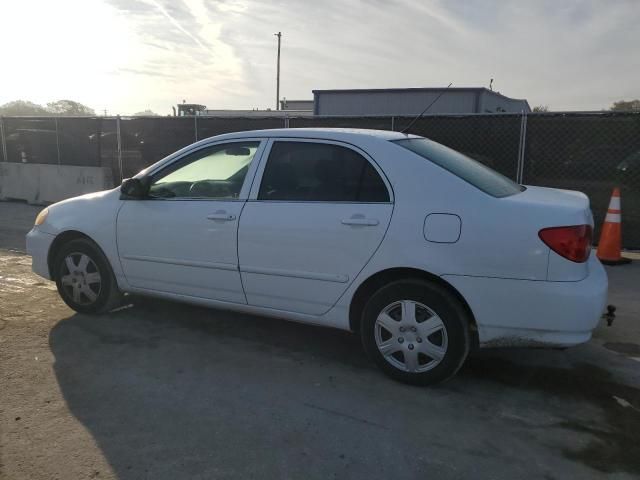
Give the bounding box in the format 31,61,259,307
521,112,640,247
1,112,639,247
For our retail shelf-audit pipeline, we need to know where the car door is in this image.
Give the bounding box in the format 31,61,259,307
238,139,393,315
116,139,265,303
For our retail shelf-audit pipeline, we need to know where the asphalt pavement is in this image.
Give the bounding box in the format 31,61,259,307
1,200,639,480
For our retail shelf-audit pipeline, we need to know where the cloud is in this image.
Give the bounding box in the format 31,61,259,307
2,0,639,114
115,67,180,79
145,0,208,52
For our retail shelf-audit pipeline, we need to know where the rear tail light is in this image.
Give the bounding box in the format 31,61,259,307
538,225,592,263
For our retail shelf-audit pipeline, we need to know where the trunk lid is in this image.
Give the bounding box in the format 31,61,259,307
507,186,593,227
505,186,594,281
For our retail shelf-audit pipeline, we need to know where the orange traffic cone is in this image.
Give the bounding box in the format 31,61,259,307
596,188,631,265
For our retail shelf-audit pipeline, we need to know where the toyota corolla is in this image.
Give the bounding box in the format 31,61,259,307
26,129,608,385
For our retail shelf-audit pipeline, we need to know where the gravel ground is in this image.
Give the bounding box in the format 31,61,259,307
1,201,640,480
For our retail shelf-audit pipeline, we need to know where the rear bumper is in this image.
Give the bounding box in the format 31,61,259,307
26,227,55,280
442,255,608,348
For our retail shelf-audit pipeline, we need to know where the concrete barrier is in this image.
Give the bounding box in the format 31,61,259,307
0,162,114,205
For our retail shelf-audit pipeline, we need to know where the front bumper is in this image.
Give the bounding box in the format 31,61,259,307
26,227,56,280
442,254,608,348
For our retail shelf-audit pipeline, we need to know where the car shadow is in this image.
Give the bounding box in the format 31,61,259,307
49,297,640,478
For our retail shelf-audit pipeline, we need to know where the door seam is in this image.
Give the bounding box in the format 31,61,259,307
236,199,249,304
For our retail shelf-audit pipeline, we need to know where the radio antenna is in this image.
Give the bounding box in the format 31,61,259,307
400,83,453,134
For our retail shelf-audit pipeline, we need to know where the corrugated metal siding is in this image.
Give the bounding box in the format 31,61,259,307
315,91,478,115
314,89,530,115
282,100,314,111
479,91,531,113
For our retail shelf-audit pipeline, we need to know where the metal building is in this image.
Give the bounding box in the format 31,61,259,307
280,99,314,111
176,103,207,116
313,87,530,116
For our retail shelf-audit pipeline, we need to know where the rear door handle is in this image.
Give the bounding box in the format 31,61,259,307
341,216,379,226
207,212,236,221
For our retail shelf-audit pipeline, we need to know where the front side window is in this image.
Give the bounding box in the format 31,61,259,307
258,141,390,202
393,138,525,198
148,141,259,199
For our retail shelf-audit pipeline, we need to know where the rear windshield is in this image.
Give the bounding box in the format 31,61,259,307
392,138,525,198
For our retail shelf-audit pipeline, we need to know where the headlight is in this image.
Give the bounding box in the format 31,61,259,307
34,208,49,226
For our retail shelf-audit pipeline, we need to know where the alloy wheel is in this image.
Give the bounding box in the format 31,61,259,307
60,252,102,305
374,300,448,373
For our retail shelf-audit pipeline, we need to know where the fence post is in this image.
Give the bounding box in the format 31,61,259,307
194,115,198,142
391,116,395,131
55,117,61,166
516,112,528,183
0,117,7,162
116,115,123,182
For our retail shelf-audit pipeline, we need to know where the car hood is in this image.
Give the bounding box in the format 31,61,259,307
48,187,121,211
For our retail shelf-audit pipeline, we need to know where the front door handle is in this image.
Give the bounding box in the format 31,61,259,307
341,215,379,226
207,212,236,221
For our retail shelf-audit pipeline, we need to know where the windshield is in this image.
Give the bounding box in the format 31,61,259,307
393,138,525,198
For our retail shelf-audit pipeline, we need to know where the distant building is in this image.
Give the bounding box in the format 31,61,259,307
198,99,314,117
312,87,531,116
200,109,311,117
173,88,528,118
174,101,313,117
280,99,314,111
177,103,207,116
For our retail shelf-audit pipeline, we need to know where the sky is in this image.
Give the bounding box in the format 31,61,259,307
0,0,638,115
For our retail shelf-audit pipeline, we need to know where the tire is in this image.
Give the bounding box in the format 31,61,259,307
53,238,122,314
360,279,470,386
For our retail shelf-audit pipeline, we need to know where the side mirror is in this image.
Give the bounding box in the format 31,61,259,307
120,177,150,199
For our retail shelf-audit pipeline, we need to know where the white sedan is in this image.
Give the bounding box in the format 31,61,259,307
26,128,608,385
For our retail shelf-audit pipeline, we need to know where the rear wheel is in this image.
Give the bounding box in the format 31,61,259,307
54,238,122,314
360,279,470,385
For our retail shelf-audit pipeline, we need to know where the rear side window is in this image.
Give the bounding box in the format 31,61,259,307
258,141,390,202
393,138,524,198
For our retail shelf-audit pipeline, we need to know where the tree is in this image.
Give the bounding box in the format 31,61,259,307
0,100,48,115
610,99,640,112
46,99,95,116
133,109,159,116
532,105,549,112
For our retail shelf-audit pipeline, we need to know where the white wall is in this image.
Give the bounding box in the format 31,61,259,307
0,163,114,205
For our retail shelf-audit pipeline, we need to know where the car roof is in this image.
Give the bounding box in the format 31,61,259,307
137,128,424,178
204,128,422,143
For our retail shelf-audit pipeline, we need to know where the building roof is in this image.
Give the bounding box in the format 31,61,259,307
314,86,500,95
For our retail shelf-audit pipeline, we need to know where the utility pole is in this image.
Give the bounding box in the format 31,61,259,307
274,32,281,110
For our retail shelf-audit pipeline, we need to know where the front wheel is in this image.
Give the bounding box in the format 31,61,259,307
54,238,122,314
360,279,470,386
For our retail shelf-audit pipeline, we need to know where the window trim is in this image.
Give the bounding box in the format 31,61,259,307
248,138,394,204
141,138,268,202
